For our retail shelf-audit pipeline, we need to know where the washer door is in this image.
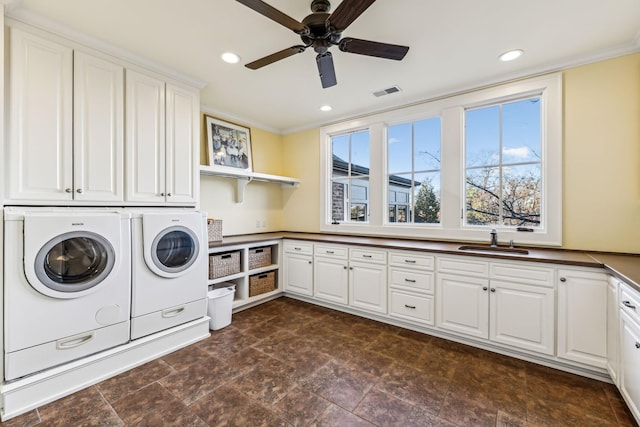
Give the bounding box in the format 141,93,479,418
33,231,116,299
150,226,199,276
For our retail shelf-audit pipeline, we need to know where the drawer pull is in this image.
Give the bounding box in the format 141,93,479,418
404,304,416,309
255,249,264,253
221,254,231,259
56,332,95,350
162,306,186,318
404,278,416,283
294,247,302,250
623,300,636,310
636,342,640,349
362,254,372,258
326,250,335,254
404,259,416,264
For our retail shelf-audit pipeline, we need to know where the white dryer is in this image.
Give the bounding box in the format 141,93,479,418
3,207,131,381
130,210,207,339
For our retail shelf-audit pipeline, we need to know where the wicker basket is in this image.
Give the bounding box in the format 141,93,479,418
207,219,223,242
248,246,272,270
209,251,240,279
249,271,276,297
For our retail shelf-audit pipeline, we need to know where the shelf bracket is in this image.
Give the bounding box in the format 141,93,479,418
236,177,251,203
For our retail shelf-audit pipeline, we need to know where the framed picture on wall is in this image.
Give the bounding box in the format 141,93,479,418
205,115,253,173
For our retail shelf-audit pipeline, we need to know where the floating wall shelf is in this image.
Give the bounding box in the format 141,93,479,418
199,166,300,203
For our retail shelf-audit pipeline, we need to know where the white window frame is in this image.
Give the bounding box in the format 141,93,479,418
319,73,562,246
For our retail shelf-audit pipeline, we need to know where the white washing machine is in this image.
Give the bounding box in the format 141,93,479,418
3,207,131,381
130,210,207,339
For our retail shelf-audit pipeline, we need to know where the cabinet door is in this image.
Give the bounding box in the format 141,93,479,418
349,261,387,314
436,274,489,339
74,51,124,202
314,257,348,305
620,311,640,422
608,277,620,384
8,28,73,201
490,281,555,355
165,83,198,204
284,252,313,296
125,69,165,203
557,269,608,368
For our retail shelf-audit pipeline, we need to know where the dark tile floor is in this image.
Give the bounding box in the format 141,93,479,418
3,297,638,426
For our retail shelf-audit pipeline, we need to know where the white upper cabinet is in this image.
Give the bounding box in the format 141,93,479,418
125,70,198,205
74,51,124,202
6,26,199,206
7,28,73,201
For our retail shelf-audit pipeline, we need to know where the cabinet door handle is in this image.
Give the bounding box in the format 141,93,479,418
482,286,488,291
349,267,353,270
404,259,416,264
560,277,566,282
65,188,72,193
404,278,416,283
343,266,347,270
623,300,636,310
636,342,640,349
76,188,83,194
160,192,165,196
167,193,172,197
490,288,496,292
404,304,416,309
308,260,312,264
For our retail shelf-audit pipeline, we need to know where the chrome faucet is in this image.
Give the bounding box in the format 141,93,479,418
490,229,498,247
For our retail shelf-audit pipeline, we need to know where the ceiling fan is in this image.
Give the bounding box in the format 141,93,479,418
236,0,410,88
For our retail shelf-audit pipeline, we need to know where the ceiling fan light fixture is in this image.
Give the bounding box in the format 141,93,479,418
498,49,524,62
221,52,241,64
320,105,332,112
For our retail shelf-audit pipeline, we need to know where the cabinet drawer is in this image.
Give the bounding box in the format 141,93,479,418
389,251,434,270
389,268,434,293
491,262,554,287
350,248,386,264
437,256,489,276
315,244,348,259
620,283,640,324
284,240,313,255
389,290,434,325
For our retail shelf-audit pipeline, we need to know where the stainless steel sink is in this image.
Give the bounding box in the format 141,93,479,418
457,245,529,255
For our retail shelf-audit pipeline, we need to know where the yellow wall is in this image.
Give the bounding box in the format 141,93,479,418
563,53,640,252
200,53,640,252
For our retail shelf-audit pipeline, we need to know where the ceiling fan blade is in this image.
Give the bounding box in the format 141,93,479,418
316,52,337,88
245,45,306,70
339,37,409,60
236,0,307,33
327,0,377,32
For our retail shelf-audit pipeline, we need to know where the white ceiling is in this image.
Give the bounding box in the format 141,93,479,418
8,0,640,133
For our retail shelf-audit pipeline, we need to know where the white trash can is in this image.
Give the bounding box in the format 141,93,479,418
207,285,235,330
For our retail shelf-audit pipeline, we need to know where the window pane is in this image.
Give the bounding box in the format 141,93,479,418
501,164,541,227
466,106,500,168
350,178,369,222
388,123,412,174
331,179,347,222
350,204,367,222
413,172,441,224
351,130,370,170
389,173,412,204
397,206,408,223
331,134,349,175
414,118,441,171
503,98,541,164
466,167,500,225
389,206,397,223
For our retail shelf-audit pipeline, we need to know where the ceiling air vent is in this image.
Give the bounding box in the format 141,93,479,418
373,86,401,97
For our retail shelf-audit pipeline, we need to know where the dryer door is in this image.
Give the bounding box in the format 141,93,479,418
33,231,116,298
150,225,200,277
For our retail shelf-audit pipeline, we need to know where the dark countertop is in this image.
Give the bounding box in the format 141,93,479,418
208,231,640,292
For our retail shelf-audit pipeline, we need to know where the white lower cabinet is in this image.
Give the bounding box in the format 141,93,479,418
314,248,349,305
619,281,640,423
349,256,387,314
557,268,608,368
436,257,555,356
283,241,313,297
607,277,620,384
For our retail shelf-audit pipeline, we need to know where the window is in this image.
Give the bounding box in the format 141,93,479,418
465,97,542,228
388,118,441,224
320,73,561,245
331,130,370,223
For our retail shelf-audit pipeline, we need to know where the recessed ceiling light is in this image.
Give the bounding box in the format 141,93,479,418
221,52,240,64
320,105,332,112
499,49,524,62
